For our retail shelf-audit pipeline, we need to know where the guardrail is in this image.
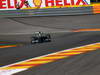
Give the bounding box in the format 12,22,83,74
0,4,99,17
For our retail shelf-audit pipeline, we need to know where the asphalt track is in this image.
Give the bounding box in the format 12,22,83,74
0,14,100,34
0,14,100,75
17,49,100,75
0,31,100,75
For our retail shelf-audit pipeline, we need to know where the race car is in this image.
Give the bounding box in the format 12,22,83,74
31,32,51,44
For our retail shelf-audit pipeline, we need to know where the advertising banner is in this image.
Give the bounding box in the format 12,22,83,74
0,0,90,10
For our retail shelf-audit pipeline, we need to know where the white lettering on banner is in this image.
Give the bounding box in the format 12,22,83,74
0,0,90,10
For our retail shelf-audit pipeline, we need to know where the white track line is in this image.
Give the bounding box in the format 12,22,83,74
0,42,99,75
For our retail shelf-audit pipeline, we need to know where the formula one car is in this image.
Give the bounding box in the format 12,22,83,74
31,32,51,44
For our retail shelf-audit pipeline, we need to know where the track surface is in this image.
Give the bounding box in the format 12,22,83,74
0,32,100,75
0,14,100,75
0,14,100,34
17,49,100,75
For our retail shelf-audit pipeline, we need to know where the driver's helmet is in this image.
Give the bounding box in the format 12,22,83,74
35,32,43,36
35,32,42,34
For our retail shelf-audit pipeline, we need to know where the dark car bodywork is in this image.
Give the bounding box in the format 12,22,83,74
31,32,51,44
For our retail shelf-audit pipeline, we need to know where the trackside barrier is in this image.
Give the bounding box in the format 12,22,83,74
0,7,93,17
92,3,100,14
0,5,99,17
